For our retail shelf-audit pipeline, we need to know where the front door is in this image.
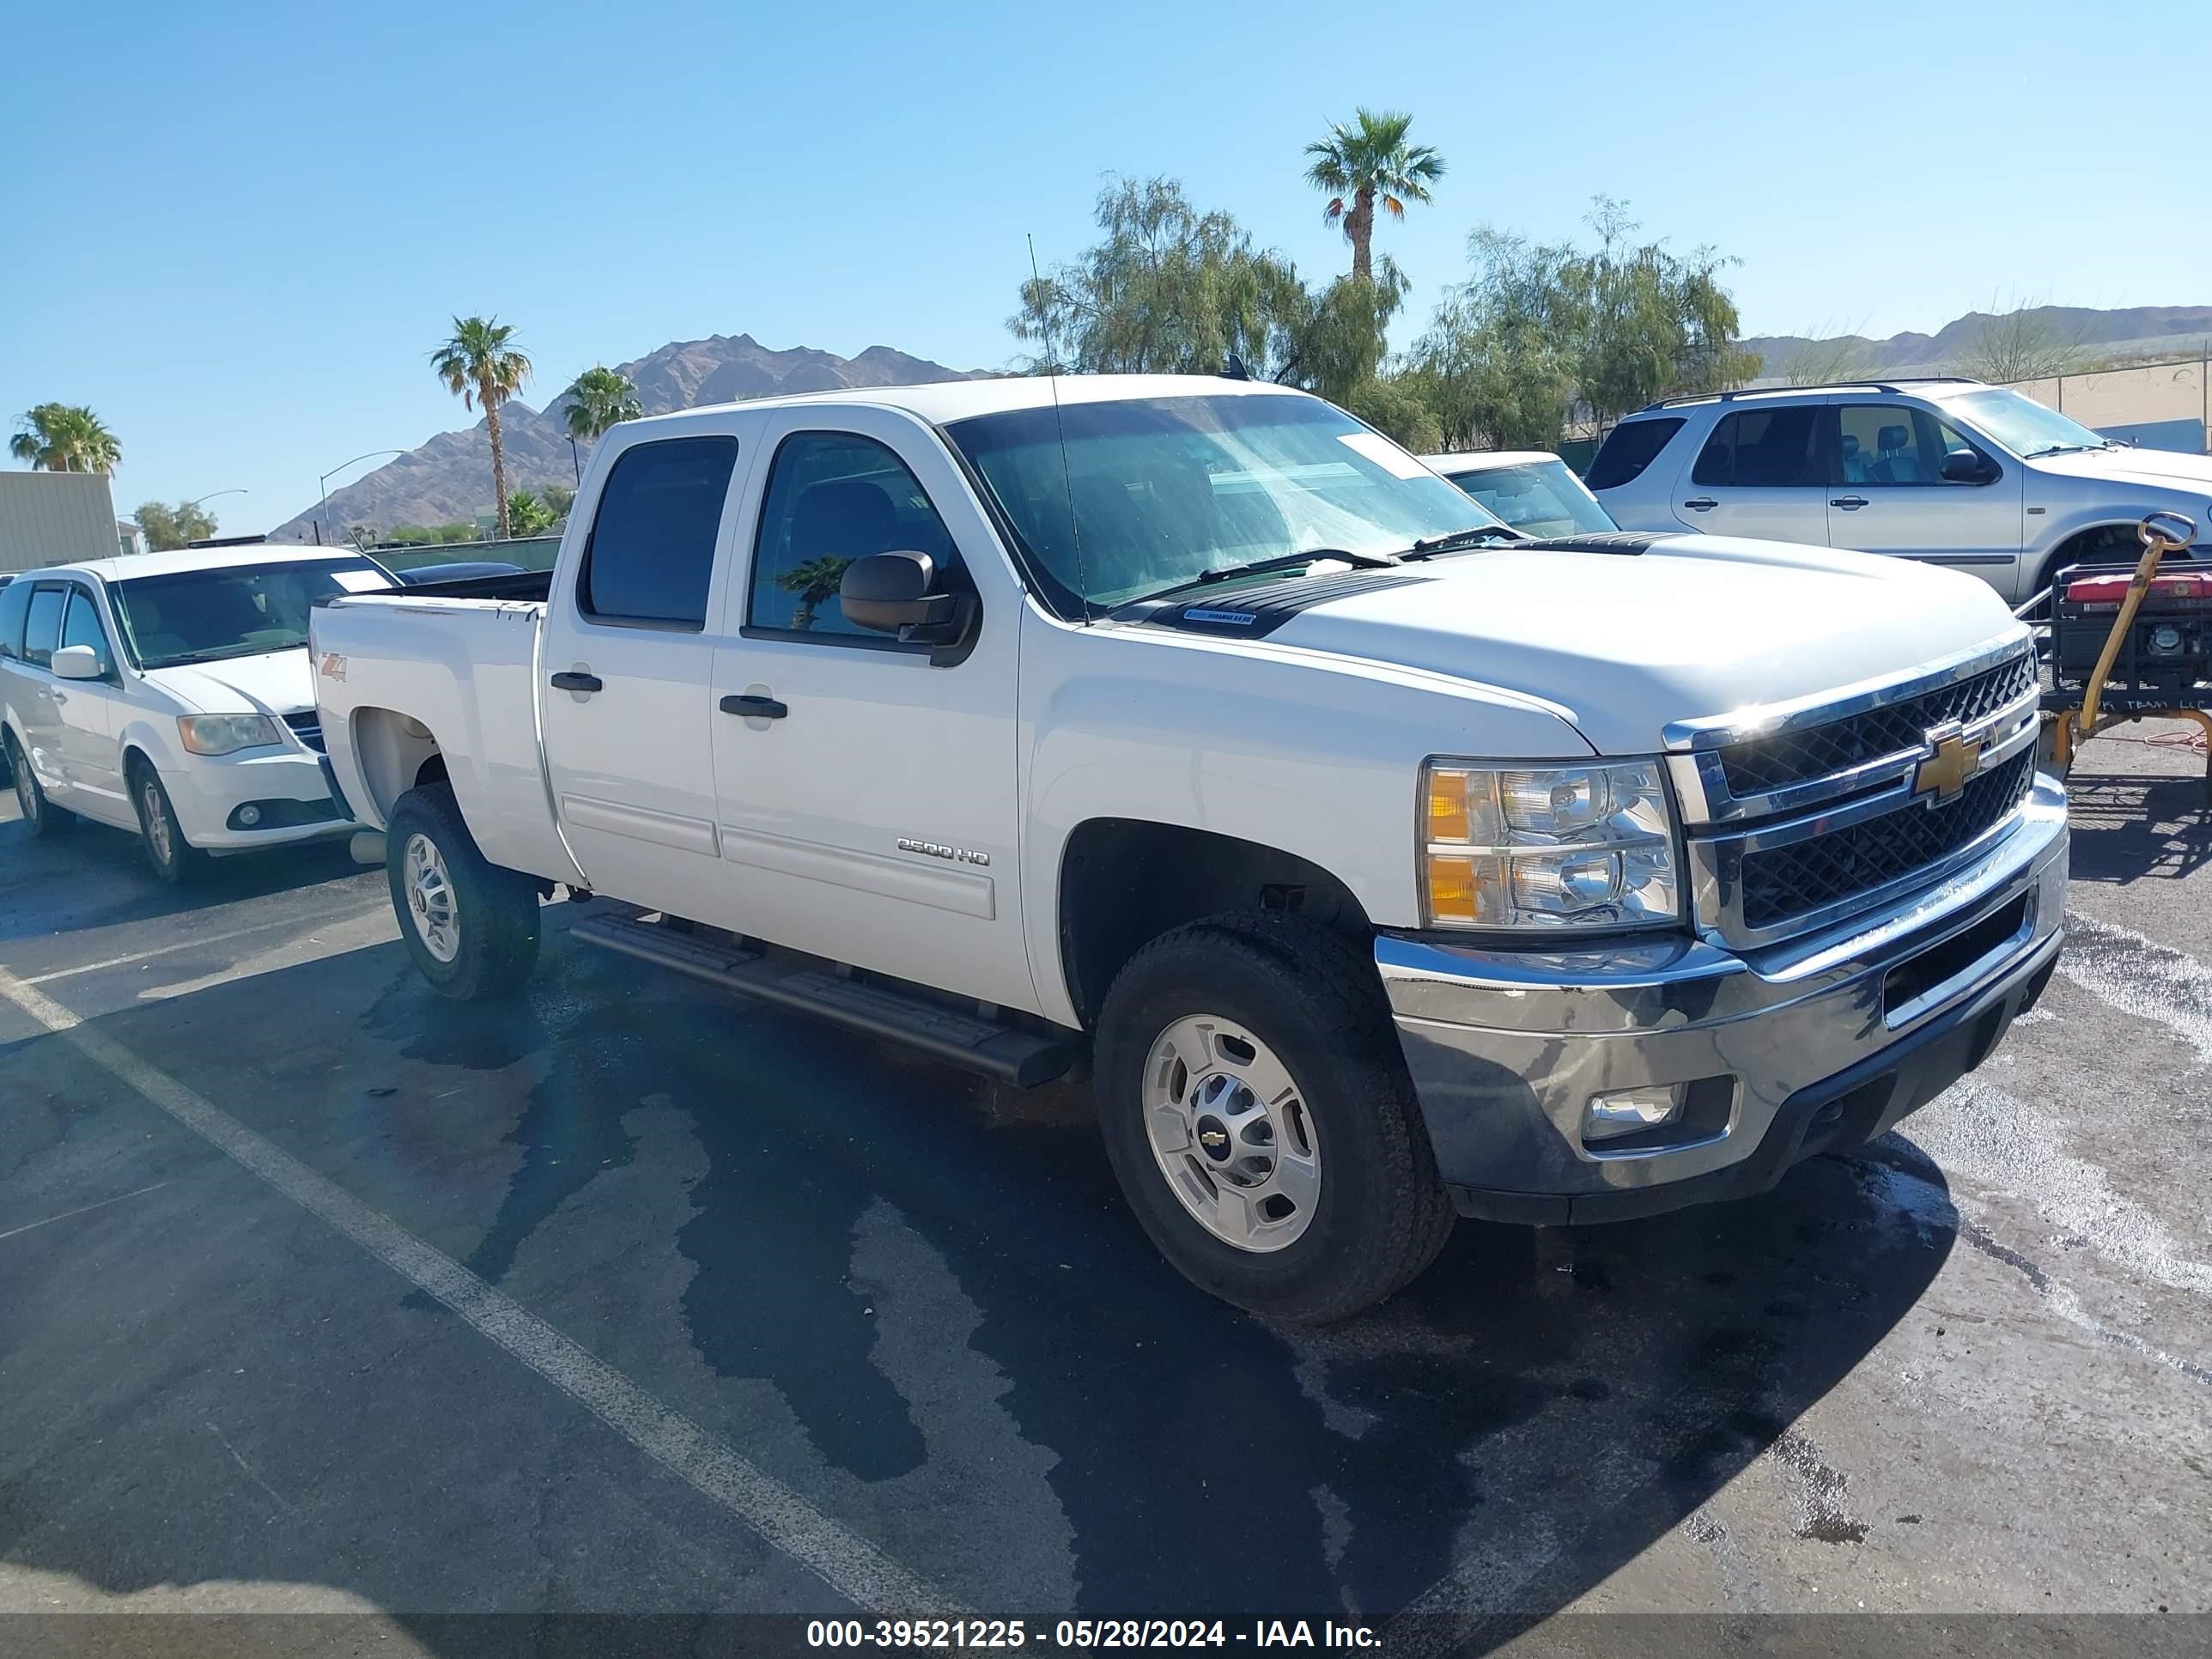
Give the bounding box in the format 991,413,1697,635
55,584,123,814
708,409,1035,1013
1672,404,1834,544
1826,400,2025,597
539,431,751,921
16,583,72,803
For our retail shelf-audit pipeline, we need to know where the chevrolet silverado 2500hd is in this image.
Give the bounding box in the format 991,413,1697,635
312,374,2066,1322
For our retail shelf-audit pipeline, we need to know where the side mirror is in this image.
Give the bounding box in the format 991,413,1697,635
1941,449,1995,484
839,551,972,648
51,643,106,681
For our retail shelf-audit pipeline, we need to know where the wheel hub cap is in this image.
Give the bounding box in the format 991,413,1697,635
143,783,170,861
403,833,460,963
1141,1015,1320,1253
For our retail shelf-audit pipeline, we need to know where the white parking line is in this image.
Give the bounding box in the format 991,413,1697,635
0,961,963,1616
15,908,385,985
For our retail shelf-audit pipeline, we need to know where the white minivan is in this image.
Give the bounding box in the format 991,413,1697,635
0,543,393,880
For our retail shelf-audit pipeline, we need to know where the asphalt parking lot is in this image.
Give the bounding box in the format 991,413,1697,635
1,730,2208,1656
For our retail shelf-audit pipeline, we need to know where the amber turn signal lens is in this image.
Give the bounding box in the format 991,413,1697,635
1425,854,1480,924
1427,774,1470,843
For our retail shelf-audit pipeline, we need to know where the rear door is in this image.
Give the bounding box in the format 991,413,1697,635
539,429,752,921
706,408,1035,1012
1825,400,2024,595
1671,404,1835,544
54,583,123,813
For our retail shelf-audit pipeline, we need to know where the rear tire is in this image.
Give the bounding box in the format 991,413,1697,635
1093,912,1454,1324
8,729,71,837
129,758,209,883
385,781,540,1000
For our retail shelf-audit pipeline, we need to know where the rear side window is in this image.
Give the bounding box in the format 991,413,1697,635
578,436,741,628
1585,417,1685,489
1692,407,1828,488
22,586,64,667
0,579,29,659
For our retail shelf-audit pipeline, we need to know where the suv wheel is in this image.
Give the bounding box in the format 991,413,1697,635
8,730,71,837
386,781,540,1000
1093,913,1454,1323
130,759,209,883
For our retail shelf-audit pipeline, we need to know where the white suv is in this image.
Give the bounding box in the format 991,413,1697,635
1587,378,2212,605
0,544,392,880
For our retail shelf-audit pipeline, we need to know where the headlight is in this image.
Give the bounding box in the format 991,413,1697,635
176,714,282,756
1421,759,1680,931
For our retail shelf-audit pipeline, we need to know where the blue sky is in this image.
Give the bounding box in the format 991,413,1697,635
3,0,2205,534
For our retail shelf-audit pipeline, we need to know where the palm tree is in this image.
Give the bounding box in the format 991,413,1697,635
775,555,854,630
430,317,532,538
562,365,641,443
10,403,121,474
1304,110,1446,284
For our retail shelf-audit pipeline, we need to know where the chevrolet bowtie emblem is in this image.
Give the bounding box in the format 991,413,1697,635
1199,1128,1228,1149
1912,723,1984,804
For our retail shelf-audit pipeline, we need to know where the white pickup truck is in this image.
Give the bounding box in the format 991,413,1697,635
313,374,2067,1322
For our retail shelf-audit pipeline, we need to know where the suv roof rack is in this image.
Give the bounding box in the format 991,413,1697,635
1634,376,1981,413
183,534,272,549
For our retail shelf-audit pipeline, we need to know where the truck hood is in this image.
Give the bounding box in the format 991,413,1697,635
1268,534,2025,755
2031,446,2212,498
139,648,313,717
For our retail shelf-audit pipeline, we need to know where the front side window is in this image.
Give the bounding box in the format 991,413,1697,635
22,586,64,667
747,433,958,638
1691,406,1829,489
946,393,1498,612
109,558,393,670
1447,460,1614,537
1838,405,1991,486
61,586,113,669
578,436,740,629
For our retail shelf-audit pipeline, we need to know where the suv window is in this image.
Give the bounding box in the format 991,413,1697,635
62,586,113,668
1585,417,1685,489
22,585,65,668
747,432,958,638
1838,404,1987,486
578,436,740,629
0,577,30,659
1692,406,1828,488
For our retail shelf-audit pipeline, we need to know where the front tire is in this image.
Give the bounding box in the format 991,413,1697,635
130,759,209,883
9,729,71,837
385,781,540,1000
1094,913,1454,1324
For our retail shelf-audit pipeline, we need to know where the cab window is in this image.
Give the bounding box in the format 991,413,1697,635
746,433,958,639
577,436,741,629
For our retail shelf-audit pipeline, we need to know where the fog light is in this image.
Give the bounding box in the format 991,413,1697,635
236,803,262,827
1585,1084,1684,1141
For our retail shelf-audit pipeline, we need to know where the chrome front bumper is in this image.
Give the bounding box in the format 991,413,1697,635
1377,775,2069,1224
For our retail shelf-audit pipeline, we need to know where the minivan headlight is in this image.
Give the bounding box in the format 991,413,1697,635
1421,759,1681,931
177,714,282,756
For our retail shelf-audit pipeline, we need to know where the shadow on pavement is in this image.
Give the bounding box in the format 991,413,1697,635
0,925,1956,1639
2063,766,2212,884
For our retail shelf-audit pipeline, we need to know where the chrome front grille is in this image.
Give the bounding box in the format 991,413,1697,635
1668,640,2045,947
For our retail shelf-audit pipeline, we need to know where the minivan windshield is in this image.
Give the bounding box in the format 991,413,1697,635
1444,459,1615,537
945,393,1501,611
1948,389,2114,459
111,557,394,670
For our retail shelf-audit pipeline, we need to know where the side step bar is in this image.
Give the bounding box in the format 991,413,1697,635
568,910,1075,1088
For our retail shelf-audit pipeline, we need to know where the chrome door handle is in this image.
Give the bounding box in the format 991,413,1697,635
1831,495,1869,509
1682,497,1717,511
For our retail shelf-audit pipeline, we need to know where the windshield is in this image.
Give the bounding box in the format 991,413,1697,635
1948,389,2112,458
111,557,393,669
1443,459,1613,537
945,392,1501,611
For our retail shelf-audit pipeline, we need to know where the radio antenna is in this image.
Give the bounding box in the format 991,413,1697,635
1030,232,1090,624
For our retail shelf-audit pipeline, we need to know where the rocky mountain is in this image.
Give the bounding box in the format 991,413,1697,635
272,335,983,542
1742,305,2212,383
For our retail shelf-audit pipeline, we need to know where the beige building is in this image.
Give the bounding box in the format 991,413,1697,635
0,471,135,573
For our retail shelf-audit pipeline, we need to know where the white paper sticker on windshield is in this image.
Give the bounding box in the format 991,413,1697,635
331,568,388,592
1338,430,1431,479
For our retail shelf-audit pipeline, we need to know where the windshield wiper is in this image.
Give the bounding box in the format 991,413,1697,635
2022,442,2100,459
1399,525,1528,560
150,642,299,667
1127,548,1399,606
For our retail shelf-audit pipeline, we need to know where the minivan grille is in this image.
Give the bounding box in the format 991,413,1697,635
1738,750,2035,930
1718,649,2037,800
